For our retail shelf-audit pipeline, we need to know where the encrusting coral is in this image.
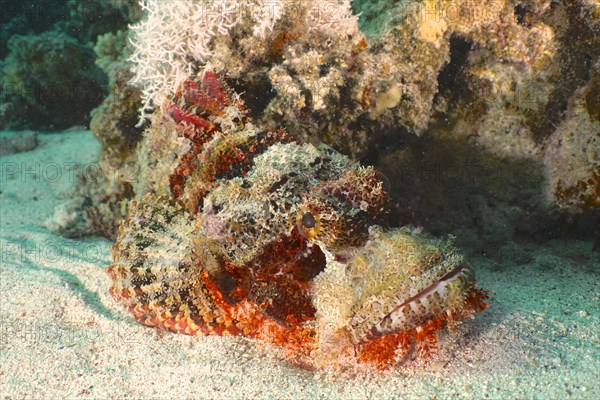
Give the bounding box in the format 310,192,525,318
543,61,600,212
107,70,489,371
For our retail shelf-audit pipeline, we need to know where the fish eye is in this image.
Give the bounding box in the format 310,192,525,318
296,207,321,240
301,212,316,229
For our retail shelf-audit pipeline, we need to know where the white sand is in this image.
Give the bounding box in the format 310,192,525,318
1,130,598,399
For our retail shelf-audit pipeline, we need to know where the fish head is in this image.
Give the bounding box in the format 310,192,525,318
310,225,482,358
197,140,486,366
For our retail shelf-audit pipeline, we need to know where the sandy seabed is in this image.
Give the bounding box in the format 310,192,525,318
0,130,598,399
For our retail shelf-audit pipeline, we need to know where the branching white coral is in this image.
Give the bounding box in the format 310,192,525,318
129,0,245,124
128,0,359,125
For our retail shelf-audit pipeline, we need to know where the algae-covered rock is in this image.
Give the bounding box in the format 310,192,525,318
0,131,38,156
0,28,106,130
543,66,600,213
71,30,144,239
90,30,144,163
0,0,140,131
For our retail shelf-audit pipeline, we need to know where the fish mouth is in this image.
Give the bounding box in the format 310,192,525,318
361,263,475,343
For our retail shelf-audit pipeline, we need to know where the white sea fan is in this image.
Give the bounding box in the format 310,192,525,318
128,0,359,125
129,0,285,125
129,0,238,124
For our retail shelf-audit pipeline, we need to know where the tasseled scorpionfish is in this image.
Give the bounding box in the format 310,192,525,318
107,71,488,370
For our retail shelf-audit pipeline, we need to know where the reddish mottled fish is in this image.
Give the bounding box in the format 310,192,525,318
107,71,488,370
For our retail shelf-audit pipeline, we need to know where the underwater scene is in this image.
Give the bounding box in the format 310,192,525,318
0,0,598,398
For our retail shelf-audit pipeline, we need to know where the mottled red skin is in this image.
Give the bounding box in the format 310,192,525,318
167,74,230,200
140,72,319,352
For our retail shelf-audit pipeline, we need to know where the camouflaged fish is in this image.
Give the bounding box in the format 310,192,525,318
107,71,488,370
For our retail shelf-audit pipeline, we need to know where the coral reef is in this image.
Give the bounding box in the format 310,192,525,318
127,0,449,157
352,0,599,216
45,28,145,239
82,30,145,238
0,0,140,131
70,0,598,252
91,30,144,161
62,0,142,43
428,0,599,213
0,28,106,130
107,71,488,370
0,1,64,56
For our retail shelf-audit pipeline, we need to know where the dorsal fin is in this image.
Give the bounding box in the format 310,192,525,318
166,71,293,214
166,71,246,203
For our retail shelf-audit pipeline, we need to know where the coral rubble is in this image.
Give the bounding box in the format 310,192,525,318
0,130,38,156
